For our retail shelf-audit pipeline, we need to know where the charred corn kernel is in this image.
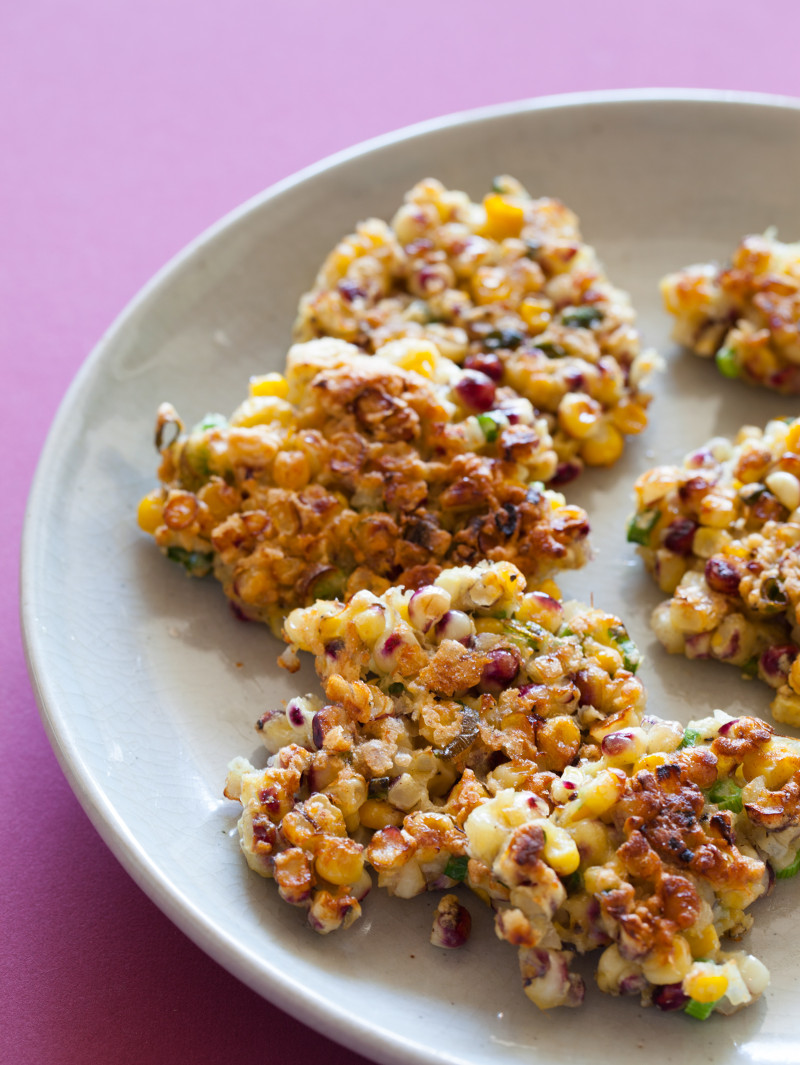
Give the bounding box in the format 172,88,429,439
482,193,525,240
541,823,580,876
683,965,729,1003
230,395,296,428
137,493,164,534
580,422,625,466
359,799,403,829
314,836,365,886
518,297,552,334
558,393,602,440
633,752,669,775
249,372,289,399
686,924,720,959
610,400,648,435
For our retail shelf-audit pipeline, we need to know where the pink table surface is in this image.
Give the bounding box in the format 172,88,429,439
5,3,800,1062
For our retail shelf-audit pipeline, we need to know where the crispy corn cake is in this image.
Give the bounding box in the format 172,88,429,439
629,416,800,726
295,176,660,483
661,231,800,393
224,562,797,1018
138,339,590,632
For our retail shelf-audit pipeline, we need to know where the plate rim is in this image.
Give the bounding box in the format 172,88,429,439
20,86,800,1065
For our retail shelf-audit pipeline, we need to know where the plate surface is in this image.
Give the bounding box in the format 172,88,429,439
21,90,800,1065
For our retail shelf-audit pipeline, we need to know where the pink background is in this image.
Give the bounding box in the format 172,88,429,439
5,2,800,1062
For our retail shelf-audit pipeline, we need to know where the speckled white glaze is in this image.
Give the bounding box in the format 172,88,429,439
21,91,800,1065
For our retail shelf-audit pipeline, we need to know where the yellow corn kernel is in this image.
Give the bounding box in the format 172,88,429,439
771,690,800,728
474,617,505,635
786,421,800,453
685,924,720,959
314,836,365,886
537,579,561,600
230,396,295,428
249,372,289,399
353,606,387,645
683,965,729,1003
788,657,800,696
358,799,403,830
379,338,441,379
583,864,621,895
641,935,693,986
137,493,164,534
581,422,625,466
565,821,611,868
558,393,603,440
610,400,649,436
518,297,552,335
593,645,623,675
541,823,580,876
633,752,669,775
482,193,525,241
698,493,737,528
472,266,514,305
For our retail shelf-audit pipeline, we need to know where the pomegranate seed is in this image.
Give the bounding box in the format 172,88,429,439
454,370,497,412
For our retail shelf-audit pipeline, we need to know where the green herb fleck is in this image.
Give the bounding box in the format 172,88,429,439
562,306,604,328
741,655,759,678
193,412,227,433
626,508,661,546
477,412,506,442
485,327,524,351
715,346,740,379
536,341,567,359
387,682,406,696
564,870,583,893
166,546,214,576
707,778,743,813
679,728,701,749
444,855,469,881
609,626,640,673
367,776,390,800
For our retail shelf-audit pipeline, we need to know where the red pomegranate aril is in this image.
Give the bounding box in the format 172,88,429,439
704,557,741,595
464,352,504,381
455,370,497,412
663,518,698,555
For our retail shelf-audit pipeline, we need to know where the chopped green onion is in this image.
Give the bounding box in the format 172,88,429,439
166,546,214,576
444,855,469,881
609,626,640,673
387,682,406,696
193,412,227,432
535,341,567,359
477,411,507,442
715,347,740,379
707,778,743,813
485,327,524,351
558,624,575,638
679,728,701,749
561,306,604,328
775,851,800,879
626,508,661,546
741,655,759,678
503,619,546,651
685,998,719,1020
564,870,583,893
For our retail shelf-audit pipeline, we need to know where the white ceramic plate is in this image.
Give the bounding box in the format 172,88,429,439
22,90,800,1065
